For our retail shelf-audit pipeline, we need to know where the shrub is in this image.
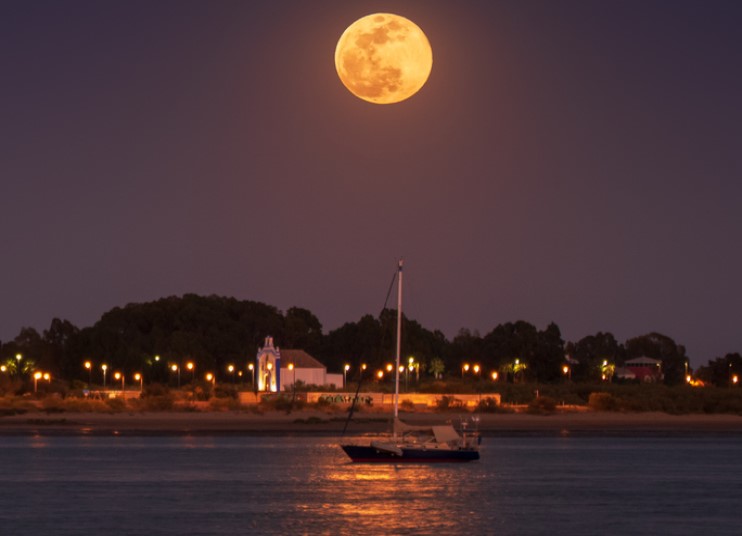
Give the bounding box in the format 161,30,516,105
141,393,175,411
527,396,558,415
214,385,238,400
435,395,466,411
588,392,621,411
476,396,505,413
42,396,65,413
209,397,242,412
105,397,126,412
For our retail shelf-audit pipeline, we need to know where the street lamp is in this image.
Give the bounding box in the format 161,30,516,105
114,372,125,399
344,364,350,388
101,364,108,387
171,364,180,387
562,364,571,381
84,361,92,386
287,363,295,387
134,373,143,392
205,372,215,386
34,371,42,392
462,363,470,378
186,362,195,382
227,364,235,383
491,371,499,381
248,363,255,387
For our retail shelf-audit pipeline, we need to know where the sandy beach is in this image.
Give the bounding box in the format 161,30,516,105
1,409,741,437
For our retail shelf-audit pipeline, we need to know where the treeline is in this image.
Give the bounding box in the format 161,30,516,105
0,294,739,387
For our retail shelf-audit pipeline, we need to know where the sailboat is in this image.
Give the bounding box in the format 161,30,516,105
340,260,481,463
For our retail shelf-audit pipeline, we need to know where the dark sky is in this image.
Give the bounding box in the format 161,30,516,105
2,1,741,366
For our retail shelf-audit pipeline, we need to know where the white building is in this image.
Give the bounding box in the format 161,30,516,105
255,336,342,392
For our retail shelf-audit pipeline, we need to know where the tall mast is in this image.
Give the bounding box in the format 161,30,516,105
394,259,403,423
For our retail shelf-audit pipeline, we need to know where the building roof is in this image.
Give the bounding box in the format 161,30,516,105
280,349,326,370
625,357,662,366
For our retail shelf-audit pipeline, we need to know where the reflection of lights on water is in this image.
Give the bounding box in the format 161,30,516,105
320,462,464,532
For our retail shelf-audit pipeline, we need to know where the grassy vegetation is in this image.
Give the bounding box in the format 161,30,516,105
1,381,741,416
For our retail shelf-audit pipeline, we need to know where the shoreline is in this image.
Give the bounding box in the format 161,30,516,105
2,409,742,437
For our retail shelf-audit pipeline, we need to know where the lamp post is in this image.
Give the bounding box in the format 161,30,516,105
186,362,195,383
287,363,295,387
248,363,255,388
134,373,143,393
344,364,350,388
101,364,108,388
34,371,42,393
84,361,92,386
729,361,732,389
491,371,499,382
227,364,235,384
171,364,180,388
114,372,125,399
462,363,470,378
562,364,571,382
514,359,521,383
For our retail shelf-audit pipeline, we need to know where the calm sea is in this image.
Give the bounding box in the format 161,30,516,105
0,434,740,535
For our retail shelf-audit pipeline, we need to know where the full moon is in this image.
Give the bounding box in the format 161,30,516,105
335,13,433,105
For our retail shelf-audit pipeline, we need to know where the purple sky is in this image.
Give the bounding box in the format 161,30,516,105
2,1,741,366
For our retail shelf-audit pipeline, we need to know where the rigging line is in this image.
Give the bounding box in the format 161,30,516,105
341,265,398,436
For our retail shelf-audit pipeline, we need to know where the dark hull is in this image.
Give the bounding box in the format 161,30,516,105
341,444,479,463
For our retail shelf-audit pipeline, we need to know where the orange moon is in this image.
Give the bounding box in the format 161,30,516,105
335,13,433,104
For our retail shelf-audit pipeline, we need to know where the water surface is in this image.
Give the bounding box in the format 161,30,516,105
1,435,739,535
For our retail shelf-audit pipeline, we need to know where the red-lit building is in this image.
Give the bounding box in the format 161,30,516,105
624,357,663,383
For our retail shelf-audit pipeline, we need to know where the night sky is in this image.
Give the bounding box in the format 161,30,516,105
2,1,741,366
